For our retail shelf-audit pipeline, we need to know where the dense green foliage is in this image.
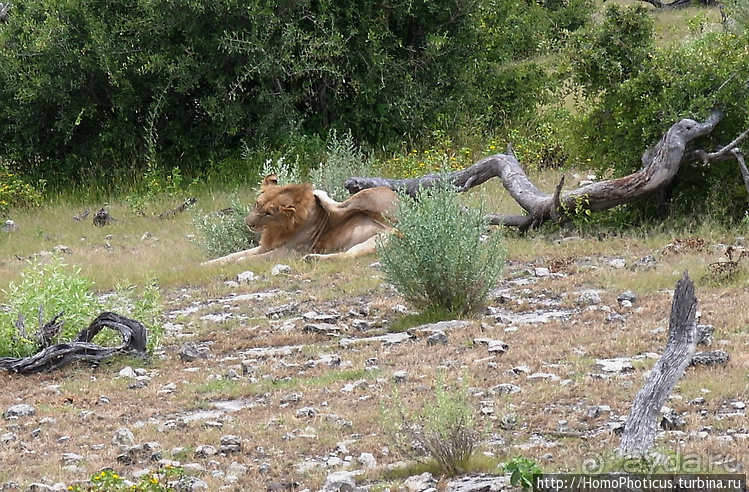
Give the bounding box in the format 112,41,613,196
0,0,592,189
567,4,749,221
378,184,505,315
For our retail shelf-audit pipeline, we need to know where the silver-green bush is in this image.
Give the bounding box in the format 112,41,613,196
377,184,505,316
309,130,375,201
192,196,255,259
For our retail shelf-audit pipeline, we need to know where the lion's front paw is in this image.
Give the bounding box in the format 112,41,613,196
302,253,323,262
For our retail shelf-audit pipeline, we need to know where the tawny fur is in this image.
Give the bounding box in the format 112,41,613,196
202,175,398,266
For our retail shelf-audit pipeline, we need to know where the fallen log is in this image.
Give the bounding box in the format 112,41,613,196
346,113,745,230
618,272,710,456
0,312,148,375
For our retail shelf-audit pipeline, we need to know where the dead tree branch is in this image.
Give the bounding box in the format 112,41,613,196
0,312,148,375
346,112,742,230
618,272,704,457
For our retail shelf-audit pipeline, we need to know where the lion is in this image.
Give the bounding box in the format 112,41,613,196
201,175,398,266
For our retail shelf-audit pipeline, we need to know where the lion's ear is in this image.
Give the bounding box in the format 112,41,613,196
262,174,279,189
281,205,296,216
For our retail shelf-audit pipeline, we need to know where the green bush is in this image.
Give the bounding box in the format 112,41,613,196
0,0,591,189
377,184,505,316
0,161,44,217
566,5,749,223
0,257,96,357
0,257,163,358
309,130,376,201
192,196,255,260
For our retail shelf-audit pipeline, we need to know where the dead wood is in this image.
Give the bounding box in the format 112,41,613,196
618,272,706,456
346,113,744,230
93,207,115,227
157,197,197,220
0,312,148,375
0,3,9,23
73,209,90,221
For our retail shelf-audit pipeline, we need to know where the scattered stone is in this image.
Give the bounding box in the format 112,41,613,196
323,470,358,492
338,332,413,348
112,428,136,447
266,302,299,318
605,312,626,324
661,410,687,430
576,290,601,306
527,372,560,382
2,219,18,232
609,259,626,269
3,404,35,419
178,342,207,362
534,267,550,277
271,264,292,276
237,271,257,283
490,383,521,395
304,323,341,336
393,370,408,383
427,331,448,346
1,432,17,443
118,366,138,379
690,350,729,367
357,453,377,469
220,435,242,454
446,474,508,491
632,255,658,271
617,291,638,306
61,453,83,465
175,476,209,491
296,407,317,418
195,445,218,458
402,472,436,492
474,338,508,354
594,358,634,373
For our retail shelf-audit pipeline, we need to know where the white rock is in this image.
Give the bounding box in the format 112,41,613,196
358,452,377,469
271,264,292,276
118,366,137,379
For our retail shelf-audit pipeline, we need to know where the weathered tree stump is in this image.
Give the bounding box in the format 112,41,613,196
618,272,708,456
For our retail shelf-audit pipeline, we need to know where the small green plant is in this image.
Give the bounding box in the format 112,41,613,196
0,257,96,357
378,183,505,316
192,195,255,259
309,130,376,201
384,373,485,476
504,456,543,490
69,465,185,491
0,258,164,358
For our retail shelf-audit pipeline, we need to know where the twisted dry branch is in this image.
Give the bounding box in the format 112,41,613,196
0,312,148,375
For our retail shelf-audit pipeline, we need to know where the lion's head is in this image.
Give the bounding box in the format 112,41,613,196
246,174,317,249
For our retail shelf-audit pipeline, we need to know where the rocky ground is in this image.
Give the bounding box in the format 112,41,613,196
1,236,748,491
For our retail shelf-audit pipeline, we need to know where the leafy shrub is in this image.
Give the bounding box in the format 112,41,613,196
0,257,164,358
0,257,96,357
378,184,505,316
309,130,376,201
192,196,255,260
384,374,485,476
0,162,44,217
